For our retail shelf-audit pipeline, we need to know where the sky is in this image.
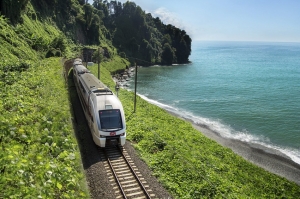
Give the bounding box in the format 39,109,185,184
88,0,300,42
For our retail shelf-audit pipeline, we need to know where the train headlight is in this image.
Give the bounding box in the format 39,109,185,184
120,133,125,136
100,135,106,138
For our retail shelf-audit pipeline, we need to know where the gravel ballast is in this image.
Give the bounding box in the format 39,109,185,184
68,71,172,198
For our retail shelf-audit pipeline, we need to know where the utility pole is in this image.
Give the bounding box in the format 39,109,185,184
134,60,138,113
115,82,120,97
98,48,100,79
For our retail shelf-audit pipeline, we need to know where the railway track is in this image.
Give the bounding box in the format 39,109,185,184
99,145,156,199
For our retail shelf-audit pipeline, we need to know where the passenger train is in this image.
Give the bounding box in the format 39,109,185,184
72,58,126,147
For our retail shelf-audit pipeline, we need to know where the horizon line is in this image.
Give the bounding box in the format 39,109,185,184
193,40,300,44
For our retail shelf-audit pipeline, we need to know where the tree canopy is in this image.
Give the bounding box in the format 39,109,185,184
0,0,192,65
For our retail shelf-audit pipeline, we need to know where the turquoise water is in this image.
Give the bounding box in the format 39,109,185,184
127,41,300,164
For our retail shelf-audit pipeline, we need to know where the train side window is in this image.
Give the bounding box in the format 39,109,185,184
89,108,93,122
79,81,86,93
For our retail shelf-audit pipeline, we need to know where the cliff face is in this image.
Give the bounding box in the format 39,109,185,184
75,24,87,44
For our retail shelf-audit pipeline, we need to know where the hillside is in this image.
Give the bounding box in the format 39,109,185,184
1,0,191,66
0,0,190,197
1,0,300,198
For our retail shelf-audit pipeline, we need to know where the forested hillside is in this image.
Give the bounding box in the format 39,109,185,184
1,0,191,65
0,0,190,197
2,1,300,199
98,1,192,65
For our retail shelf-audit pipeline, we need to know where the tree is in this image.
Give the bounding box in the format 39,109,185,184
84,4,94,29
93,0,109,18
0,0,29,24
163,34,172,45
78,0,86,5
89,0,192,65
161,43,175,65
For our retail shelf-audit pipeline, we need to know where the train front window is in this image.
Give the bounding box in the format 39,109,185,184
99,109,123,130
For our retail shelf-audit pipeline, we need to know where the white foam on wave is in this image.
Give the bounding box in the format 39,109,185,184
278,148,300,165
136,92,300,165
138,94,177,110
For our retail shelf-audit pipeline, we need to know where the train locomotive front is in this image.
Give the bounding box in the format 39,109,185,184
72,58,126,147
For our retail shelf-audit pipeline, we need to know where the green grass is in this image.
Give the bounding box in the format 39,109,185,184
1,10,89,198
1,51,299,198
1,4,299,198
112,87,300,198
87,56,130,88
84,63,300,198
93,59,300,198
0,15,38,65
0,58,89,198
101,56,130,74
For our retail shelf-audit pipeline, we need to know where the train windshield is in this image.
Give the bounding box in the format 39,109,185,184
99,109,123,131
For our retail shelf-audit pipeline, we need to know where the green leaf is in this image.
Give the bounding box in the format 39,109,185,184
68,153,75,160
56,182,62,190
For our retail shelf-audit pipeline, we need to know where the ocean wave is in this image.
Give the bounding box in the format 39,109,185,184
138,94,177,110
136,92,300,165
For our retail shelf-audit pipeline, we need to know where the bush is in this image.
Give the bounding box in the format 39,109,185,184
0,58,88,198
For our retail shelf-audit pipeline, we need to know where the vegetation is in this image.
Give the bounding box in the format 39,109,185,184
1,0,300,198
0,58,88,198
1,0,191,66
0,3,88,198
0,0,29,24
98,1,192,65
112,88,300,198
87,62,300,198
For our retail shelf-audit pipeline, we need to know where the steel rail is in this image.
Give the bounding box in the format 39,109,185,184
117,145,152,199
105,149,128,199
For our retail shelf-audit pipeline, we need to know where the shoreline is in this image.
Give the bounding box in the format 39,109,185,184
168,110,300,185
118,77,300,186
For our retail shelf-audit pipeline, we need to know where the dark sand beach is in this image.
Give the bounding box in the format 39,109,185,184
118,75,300,186
165,110,300,186
192,121,300,185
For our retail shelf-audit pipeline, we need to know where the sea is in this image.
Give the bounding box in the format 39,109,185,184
126,41,300,165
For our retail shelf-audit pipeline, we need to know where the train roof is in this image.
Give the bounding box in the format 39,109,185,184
80,72,112,94
74,62,122,111
74,58,82,61
80,73,122,111
73,61,82,66
73,58,82,66
74,64,90,74
96,92,123,111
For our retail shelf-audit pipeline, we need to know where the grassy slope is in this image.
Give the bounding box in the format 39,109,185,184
0,16,38,65
87,56,129,88
0,14,88,198
0,58,88,198
1,6,300,198
89,63,300,198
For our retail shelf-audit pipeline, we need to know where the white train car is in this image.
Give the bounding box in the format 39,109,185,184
73,59,126,147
